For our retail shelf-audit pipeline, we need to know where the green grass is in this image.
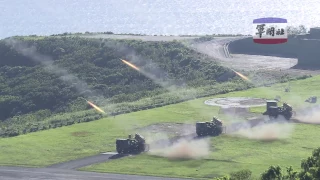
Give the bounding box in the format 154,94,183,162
80,124,320,179
0,75,320,178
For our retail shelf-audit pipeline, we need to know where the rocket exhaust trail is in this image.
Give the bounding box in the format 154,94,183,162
231,68,251,82
81,97,106,114
120,58,140,71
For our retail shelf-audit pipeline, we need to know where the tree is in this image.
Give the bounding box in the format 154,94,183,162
261,165,283,180
299,148,320,179
284,166,298,180
230,169,252,180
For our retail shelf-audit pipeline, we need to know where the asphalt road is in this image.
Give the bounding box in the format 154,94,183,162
47,153,126,170
191,37,300,71
191,37,244,59
0,166,189,180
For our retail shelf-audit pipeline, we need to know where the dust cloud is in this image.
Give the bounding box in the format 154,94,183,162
295,106,320,124
144,124,210,160
228,118,294,141
148,138,210,160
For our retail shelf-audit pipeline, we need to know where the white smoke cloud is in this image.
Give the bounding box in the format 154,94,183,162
227,117,294,141
144,124,210,160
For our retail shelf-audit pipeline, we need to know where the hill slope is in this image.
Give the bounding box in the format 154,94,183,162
0,36,253,137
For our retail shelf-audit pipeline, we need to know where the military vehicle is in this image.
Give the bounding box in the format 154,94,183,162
116,133,150,154
262,100,294,121
196,117,226,137
305,96,317,103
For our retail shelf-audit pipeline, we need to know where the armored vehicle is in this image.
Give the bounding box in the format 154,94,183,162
196,117,225,137
116,133,150,154
305,96,317,103
262,100,294,121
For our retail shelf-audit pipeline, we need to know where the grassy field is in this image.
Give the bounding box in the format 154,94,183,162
80,123,320,179
0,75,320,178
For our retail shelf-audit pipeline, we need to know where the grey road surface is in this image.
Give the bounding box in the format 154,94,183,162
0,166,190,180
47,153,127,170
191,37,300,71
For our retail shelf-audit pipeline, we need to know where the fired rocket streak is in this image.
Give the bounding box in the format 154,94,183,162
120,58,140,71
81,97,106,114
231,69,251,82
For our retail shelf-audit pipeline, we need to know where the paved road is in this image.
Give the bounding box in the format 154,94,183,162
0,166,190,180
47,153,127,170
191,37,244,59
191,37,301,71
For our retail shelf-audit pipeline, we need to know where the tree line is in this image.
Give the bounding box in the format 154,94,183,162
214,147,320,180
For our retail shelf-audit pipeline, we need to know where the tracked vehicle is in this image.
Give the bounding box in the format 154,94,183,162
262,100,294,121
196,117,225,137
116,133,150,154
305,96,317,103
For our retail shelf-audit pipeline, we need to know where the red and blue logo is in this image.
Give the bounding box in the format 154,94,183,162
253,17,288,44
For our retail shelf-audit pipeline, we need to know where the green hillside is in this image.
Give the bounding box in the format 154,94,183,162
0,36,249,137
0,36,310,137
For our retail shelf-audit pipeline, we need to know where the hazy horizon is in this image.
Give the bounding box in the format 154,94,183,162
1,0,319,39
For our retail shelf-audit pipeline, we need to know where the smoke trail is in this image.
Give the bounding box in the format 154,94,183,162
120,58,177,91
4,38,109,111
103,40,200,96
103,40,218,120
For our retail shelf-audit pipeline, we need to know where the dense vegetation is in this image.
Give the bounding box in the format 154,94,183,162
215,147,320,180
0,36,253,137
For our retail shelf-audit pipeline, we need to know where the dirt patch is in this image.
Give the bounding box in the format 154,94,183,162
205,97,266,108
218,107,258,119
71,131,92,137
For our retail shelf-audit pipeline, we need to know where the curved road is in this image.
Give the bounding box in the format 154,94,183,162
191,37,300,71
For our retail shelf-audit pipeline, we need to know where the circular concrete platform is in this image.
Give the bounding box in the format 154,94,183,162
204,97,266,108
